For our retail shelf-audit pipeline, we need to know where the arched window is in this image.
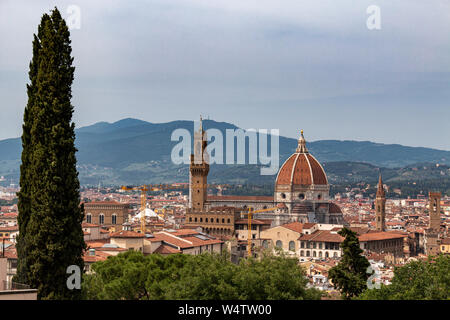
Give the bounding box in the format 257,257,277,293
289,241,295,251
313,251,316,257
227,218,230,223
317,194,321,200
276,240,283,248
281,193,286,199
299,193,305,200
325,251,329,258
111,214,117,225
194,217,197,222
333,252,338,258
300,250,304,256
189,217,192,222
99,214,104,225
206,218,208,223
262,240,268,248
306,250,310,257
319,251,323,257
200,217,203,222
222,218,225,223
86,213,92,224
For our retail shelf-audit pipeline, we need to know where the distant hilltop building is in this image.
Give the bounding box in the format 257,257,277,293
185,118,345,236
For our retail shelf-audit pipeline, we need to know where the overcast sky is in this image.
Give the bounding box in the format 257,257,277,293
1,0,449,150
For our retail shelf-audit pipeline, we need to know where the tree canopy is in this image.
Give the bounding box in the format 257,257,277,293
82,250,322,300
358,254,450,300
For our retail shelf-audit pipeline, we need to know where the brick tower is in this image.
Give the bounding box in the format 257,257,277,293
189,117,209,211
375,173,386,231
425,192,441,255
429,192,441,232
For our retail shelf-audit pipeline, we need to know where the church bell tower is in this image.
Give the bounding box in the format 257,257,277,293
375,173,386,231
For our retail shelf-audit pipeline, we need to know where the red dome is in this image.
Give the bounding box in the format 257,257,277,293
275,132,328,187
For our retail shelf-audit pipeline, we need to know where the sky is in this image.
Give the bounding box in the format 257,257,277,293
0,0,449,150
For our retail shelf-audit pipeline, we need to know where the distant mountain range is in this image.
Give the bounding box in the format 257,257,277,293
0,118,449,186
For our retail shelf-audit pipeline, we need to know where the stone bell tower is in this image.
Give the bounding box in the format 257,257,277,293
375,173,386,231
189,116,209,211
425,192,442,256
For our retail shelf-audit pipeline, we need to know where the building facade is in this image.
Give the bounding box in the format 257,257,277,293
83,201,129,229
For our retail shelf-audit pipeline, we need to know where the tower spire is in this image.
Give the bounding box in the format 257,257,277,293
375,171,386,231
377,173,385,197
296,129,308,153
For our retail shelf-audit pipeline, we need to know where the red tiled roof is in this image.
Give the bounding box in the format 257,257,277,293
329,203,342,214
281,222,304,234
86,240,110,248
275,153,327,187
148,231,223,249
235,219,271,225
0,226,18,232
358,232,407,242
82,223,100,228
153,244,181,254
83,250,110,263
83,201,128,206
299,230,344,243
0,212,18,218
207,195,273,202
110,230,145,238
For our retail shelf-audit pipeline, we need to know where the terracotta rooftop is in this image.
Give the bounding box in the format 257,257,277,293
358,231,407,242
329,203,342,214
303,223,316,229
110,230,145,238
153,244,181,254
275,153,327,186
281,222,304,234
207,195,274,202
298,230,344,243
82,222,100,228
83,201,128,206
235,219,271,225
0,226,18,232
147,231,223,249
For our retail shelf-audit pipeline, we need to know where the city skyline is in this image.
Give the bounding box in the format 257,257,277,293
1,0,449,150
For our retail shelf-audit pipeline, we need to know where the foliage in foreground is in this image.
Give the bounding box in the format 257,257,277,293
82,250,322,300
328,227,371,300
15,7,85,299
358,254,450,300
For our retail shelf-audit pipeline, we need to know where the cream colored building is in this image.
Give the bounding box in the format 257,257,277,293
260,222,305,255
110,230,145,252
440,238,450,254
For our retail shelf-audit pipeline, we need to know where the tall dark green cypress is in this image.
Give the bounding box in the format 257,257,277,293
328,227,371,299
16,7,85,299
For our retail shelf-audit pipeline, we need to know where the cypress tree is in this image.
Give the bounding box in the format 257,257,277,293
16,7,85,299
328,227,371,299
